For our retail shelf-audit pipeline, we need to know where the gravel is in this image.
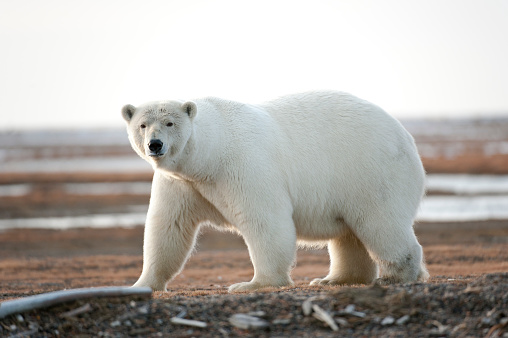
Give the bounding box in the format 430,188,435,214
0,273,506,337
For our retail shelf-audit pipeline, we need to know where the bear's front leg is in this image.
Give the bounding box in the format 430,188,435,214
133,173,203,291
228,210,297,293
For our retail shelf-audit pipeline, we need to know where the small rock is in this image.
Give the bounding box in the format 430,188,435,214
229,314,269,330
335,317,349,327
486,308,497,317
462,285,482,294
137,305,149,315
396,315,410,325
381,316,395,326
431,320,449,335
451,323,467,334
344,304,355,312
481,317,493,326
272,318,291,325
175,309,187,318
340,304,366,318
124,320,132,327
110,320,121,327
15,314,24,323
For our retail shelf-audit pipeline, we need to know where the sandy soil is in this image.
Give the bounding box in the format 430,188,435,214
1,220,507,302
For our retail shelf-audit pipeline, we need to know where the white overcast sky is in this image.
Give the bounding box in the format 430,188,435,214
1,0,507,130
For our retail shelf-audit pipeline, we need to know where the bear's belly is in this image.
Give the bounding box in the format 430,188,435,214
293,212,350,241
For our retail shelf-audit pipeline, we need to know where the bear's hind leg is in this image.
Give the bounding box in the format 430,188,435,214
310,230,378,286
353,219,428,285
374,240,428,285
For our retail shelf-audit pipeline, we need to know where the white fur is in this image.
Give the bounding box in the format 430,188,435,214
122,91,429,293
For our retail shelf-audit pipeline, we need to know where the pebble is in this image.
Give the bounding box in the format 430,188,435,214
16,314,24,323
431,320,449,335
335,317,349,327
344,304,355,312
396,315,410,325
1,273,506,336
340,304,366,318
137,305,149,315
381,316,395,326
481,317,493,326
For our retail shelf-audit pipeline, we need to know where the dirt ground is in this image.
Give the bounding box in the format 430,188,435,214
0,220,507,300
0,220,507,336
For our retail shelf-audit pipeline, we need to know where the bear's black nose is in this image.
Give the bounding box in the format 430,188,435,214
148,139,163,153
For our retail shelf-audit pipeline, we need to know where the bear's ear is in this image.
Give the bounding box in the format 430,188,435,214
122,104,136,122
182,101,197,119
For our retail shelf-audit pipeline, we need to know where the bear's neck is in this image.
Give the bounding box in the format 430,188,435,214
163,120,224,183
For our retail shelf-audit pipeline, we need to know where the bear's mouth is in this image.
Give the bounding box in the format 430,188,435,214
148,152,164,158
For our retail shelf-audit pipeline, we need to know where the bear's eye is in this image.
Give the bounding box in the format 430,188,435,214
140,124,146,129
166,122,174,127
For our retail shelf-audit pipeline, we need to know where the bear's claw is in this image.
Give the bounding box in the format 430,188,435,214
228,279,294,293
310,278,343,286
228,282,265,293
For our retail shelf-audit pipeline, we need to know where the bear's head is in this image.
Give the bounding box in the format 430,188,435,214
122,101,197,169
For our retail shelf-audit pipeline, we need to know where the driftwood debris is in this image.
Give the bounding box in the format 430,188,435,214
312,304,339,332
229,313,269,330
59,302,93,318
170,317,208,328
0,286,152,319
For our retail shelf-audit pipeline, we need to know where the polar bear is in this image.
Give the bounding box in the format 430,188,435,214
122,91,429,293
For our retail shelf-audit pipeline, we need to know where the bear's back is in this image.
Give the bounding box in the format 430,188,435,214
258,91,414,166
260,91,424,223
